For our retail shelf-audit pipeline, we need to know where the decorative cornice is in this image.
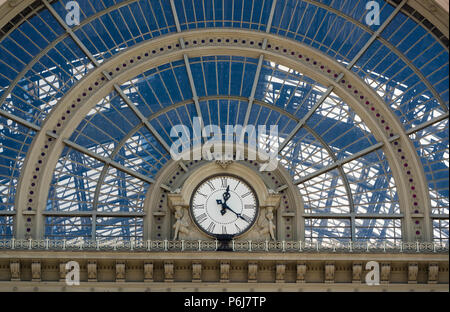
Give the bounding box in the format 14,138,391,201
0,255,447,289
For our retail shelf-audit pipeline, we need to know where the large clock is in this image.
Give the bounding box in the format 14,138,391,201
190,175,259,237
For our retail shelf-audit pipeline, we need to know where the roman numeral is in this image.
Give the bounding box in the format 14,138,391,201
207,222,216,233
244,204,255,210
234,181,240,191
241,214,252,223
234,224,241,233
241,191,251,198
221,177,227,188
193,204,204,210
197,213,207,223
222,226,227,235
196,191,207,198
206,181,215,191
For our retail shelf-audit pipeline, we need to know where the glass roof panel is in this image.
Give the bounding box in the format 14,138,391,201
45,216,92,240
50,0,128,24
299,168,350,214
51,0,177,63
305,217,351,243
381,9,449,91
47,146,104,212
343,149,399,215
353,38,447,130
0,16,95,125
280,127,334,179
69,90,142,157
189,56,259,98
410,119,449,216
112,127,169,177
255,60,327,118
120,60,193,117
199,99,248,132
0,216,13,238
306,92,376,159
97,167,149,213
355,218,402,244
96,216,143,240
174,0,274,31
433,219,449,245
0,8,65,78
270,0,376,63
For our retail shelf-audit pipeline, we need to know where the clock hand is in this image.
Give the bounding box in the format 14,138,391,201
217,186,231,216
222,186,231,203
216,200,241,218
216,199,227,216
222,203,246,221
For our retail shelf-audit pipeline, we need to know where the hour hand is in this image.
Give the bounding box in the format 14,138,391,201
216,199,227,215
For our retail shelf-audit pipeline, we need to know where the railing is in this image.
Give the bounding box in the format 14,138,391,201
0,238,448,253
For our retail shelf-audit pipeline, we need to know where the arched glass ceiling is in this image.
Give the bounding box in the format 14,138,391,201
0,0,448,245
1,0,447,125
41,55,402,243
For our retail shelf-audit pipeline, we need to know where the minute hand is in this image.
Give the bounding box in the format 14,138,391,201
223,204,246,221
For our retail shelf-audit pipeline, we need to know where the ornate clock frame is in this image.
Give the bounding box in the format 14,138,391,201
167,161,282,241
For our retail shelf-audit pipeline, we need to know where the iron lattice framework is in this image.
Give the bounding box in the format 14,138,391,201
0,0,448,246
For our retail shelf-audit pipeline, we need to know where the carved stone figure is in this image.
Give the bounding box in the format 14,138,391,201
258,207,276,240
173,206,191,240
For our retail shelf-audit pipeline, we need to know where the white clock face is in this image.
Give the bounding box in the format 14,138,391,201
190,175,258,237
